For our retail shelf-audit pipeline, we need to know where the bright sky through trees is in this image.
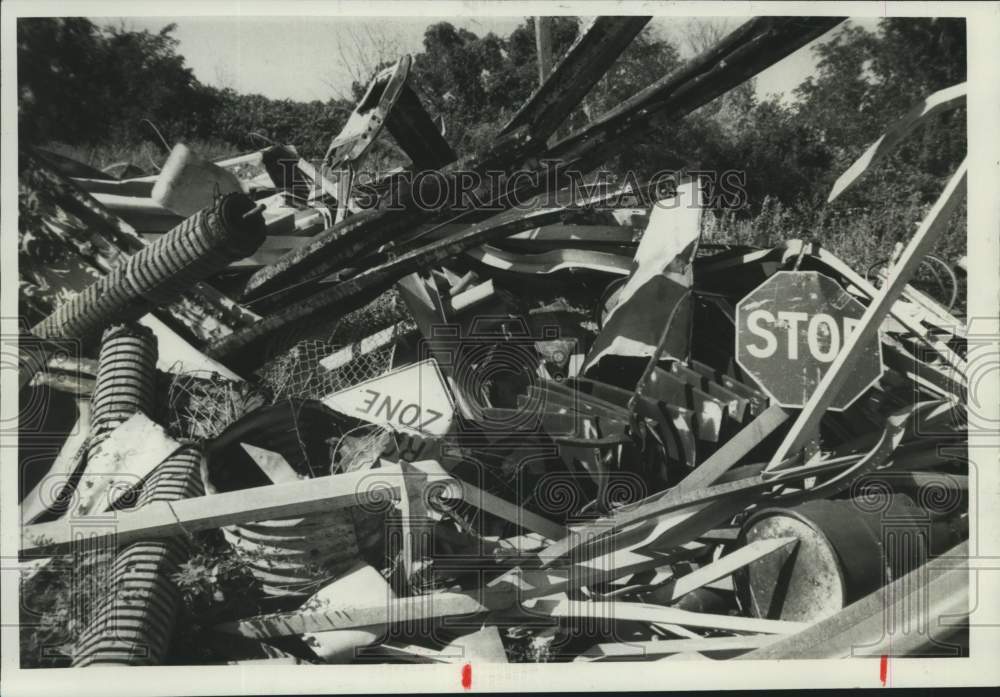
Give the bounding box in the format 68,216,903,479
108,15,881,103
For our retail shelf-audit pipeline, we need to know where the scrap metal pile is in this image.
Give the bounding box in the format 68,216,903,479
18,16,971,666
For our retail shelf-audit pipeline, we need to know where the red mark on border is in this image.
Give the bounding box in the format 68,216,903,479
879,654,888,686
461,663,472,690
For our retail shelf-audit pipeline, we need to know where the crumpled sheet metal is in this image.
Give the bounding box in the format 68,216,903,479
581,179,703,375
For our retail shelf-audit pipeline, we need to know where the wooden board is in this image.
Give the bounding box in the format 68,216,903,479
829,83,966,202
524,598,808,635
575,635,780,661
766,160,967,470
21,400,91,525
738,541,969,659
651,537,797,604
23,464,405,556
541,405,788,563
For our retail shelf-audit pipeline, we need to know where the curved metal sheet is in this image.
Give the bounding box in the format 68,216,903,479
324,55,412,169
466,244,632,275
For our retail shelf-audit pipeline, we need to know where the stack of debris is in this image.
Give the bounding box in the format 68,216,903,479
17,15,970,667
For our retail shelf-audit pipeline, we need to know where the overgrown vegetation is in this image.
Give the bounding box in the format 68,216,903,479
17,16,966,271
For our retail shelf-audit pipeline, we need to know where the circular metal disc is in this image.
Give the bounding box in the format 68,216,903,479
742,513,846,622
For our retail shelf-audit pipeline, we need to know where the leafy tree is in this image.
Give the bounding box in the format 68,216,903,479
17,18,108,143
205,88,350,159
17,14,966,240
793,19,966,195
405,18,580,154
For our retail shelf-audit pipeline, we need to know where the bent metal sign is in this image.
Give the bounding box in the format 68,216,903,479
323,359,455,436
735,271,884,411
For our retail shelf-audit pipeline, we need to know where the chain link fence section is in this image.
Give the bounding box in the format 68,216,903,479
255,289,416,402
165,291,415,440
257,339,399,402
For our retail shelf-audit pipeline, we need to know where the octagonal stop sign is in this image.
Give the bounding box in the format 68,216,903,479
735,271,884,411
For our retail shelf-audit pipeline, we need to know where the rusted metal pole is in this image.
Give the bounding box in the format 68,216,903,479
503,17,650,141
535,16,554,85
216,18,842,367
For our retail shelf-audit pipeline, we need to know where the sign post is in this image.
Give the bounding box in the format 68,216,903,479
735,271,884,411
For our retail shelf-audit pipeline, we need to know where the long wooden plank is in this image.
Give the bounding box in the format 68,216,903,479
21,401,91,525
829,83,966,202
215,591,507,639
32,452,571,570
667,404,789,497
765,160,967,471
460,483,568,542
654,537,797,603
738,541,969,659
22,465,404,556
576,635,780,661
541,405,788,563
524,598,808,635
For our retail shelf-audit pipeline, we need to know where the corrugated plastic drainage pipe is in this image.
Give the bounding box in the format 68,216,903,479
89,322,158,450
33,192,265,341
71,445,205,666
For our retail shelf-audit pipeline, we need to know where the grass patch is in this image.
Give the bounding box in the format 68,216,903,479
41,139,244,176
702,195,967,313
